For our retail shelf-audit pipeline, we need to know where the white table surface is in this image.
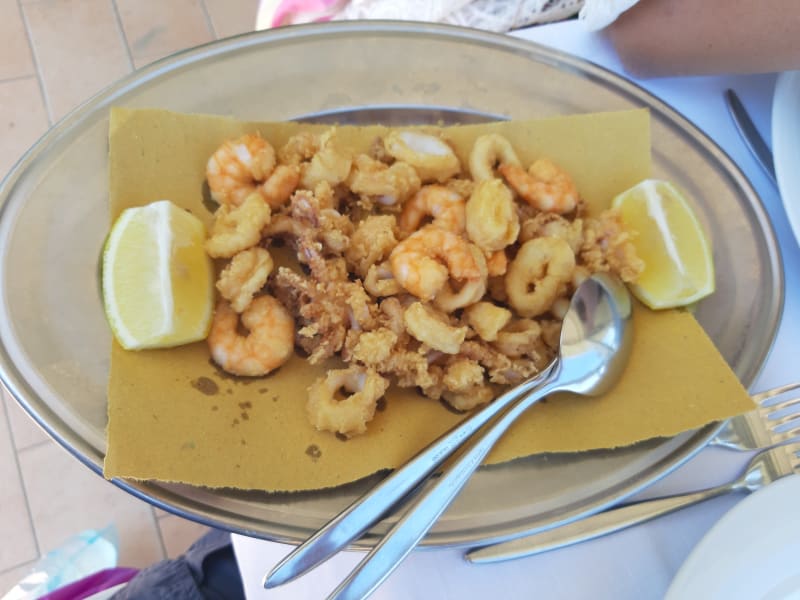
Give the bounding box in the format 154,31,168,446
232,20,800,600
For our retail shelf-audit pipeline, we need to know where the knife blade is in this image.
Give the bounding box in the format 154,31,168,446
465,442,798,564
724,88,777,185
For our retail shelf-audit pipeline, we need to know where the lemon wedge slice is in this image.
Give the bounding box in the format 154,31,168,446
612,179,715,309
102,200,214,350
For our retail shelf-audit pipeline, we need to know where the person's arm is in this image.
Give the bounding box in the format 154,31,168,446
606,0,800,77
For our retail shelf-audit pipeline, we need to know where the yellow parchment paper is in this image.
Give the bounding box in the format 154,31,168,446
104,108,754,492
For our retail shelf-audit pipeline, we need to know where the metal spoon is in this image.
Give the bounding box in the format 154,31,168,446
264,273,633,596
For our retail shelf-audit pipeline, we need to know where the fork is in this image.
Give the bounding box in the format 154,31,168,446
711,382,800,451
467,441,800,562
465,384,800,563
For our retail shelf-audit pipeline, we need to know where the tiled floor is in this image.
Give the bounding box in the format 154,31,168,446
0,0,259,593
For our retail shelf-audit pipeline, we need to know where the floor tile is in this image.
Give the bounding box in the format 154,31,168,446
0,401,38,571
203,0,259,38
19,442,165,569
157,514,210,559
3,389,50,450
116,0,213,64
0,0,35,80
0,76,49,179
22,0,132,121
0,560,36,598
131,53,186,71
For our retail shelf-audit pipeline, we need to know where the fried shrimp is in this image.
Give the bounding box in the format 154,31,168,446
216,247,274,312
347,154,421,206
205,193,271,258
206,133,276,206
499,158,579,214
389,226,483,301
433,243,488,312
465,178,519,251
300,129,352,190
262,164,301,209
306,366,389,437
384,130,461,183
469,134,521,182
398,185,466,235
207,295,294,377
505,237,576,318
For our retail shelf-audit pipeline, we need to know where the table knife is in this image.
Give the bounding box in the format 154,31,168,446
724,89,777,185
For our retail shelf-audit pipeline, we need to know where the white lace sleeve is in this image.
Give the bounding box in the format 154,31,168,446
334,0,585,32
578,0,641,30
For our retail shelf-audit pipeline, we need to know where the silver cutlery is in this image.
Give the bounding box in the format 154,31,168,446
468,441,800,563
265,274,633,599
466,384,800,563
710,382,800,451
724,88,777,185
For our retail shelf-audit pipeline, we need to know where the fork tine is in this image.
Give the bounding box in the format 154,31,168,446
754,390,800,445
760,393,800,424
772,427,800,444
781,425,800,438
770,413,800,430
761,394,800,413
752,382,800,405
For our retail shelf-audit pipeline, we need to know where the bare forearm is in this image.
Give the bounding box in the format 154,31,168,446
607,0,800,77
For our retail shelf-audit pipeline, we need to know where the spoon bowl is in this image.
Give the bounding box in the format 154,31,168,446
558,272,633,396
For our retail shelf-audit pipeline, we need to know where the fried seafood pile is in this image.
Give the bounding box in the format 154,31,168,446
202,127,643,438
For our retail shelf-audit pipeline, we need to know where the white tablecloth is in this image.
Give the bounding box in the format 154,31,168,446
232,20,800,599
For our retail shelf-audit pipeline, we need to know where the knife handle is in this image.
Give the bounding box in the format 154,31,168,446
724,88,777,186
466,483,733,564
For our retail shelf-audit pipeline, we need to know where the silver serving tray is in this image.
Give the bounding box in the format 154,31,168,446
0,22,782,548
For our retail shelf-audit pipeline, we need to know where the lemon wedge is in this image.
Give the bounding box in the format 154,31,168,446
102,200,214,350
612,179,715,309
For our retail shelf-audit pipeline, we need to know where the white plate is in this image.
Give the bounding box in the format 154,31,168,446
772,70,800,247
665,474,800,600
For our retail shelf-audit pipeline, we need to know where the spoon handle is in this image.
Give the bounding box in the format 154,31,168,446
264,364,556,589
328,377,563,600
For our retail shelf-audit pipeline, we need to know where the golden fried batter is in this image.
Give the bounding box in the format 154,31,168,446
204,128,645,436
581,209,645,283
